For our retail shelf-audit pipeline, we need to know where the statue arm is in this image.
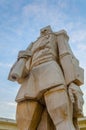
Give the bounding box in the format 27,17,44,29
56,30,84,119
8,42,33,84
56,30,84,86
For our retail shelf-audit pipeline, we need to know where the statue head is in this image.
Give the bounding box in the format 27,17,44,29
40,25,53,36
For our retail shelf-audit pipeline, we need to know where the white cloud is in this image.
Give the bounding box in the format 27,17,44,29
7,102,17,107
58,0,69,9
0,62,12,68
21,1,67,28
70,29,86,44
78,44,86,51
0,101,16,119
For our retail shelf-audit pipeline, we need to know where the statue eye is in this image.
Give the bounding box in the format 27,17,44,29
44,29,47,33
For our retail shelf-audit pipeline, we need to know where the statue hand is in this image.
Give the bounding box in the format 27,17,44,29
68,83,84,117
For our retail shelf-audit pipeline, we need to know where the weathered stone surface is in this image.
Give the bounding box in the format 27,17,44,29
8,25,84,130
37,109,55,130
60,54,84,86
16,101,43,130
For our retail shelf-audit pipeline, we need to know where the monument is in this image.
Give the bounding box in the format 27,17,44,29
8,26,84,130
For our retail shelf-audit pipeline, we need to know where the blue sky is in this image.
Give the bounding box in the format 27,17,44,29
0,0,86,119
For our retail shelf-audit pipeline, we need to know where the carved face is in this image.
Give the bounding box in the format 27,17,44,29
40,26,52,36
41,29,48,36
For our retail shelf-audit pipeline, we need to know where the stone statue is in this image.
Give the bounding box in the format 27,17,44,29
8,26,84,130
